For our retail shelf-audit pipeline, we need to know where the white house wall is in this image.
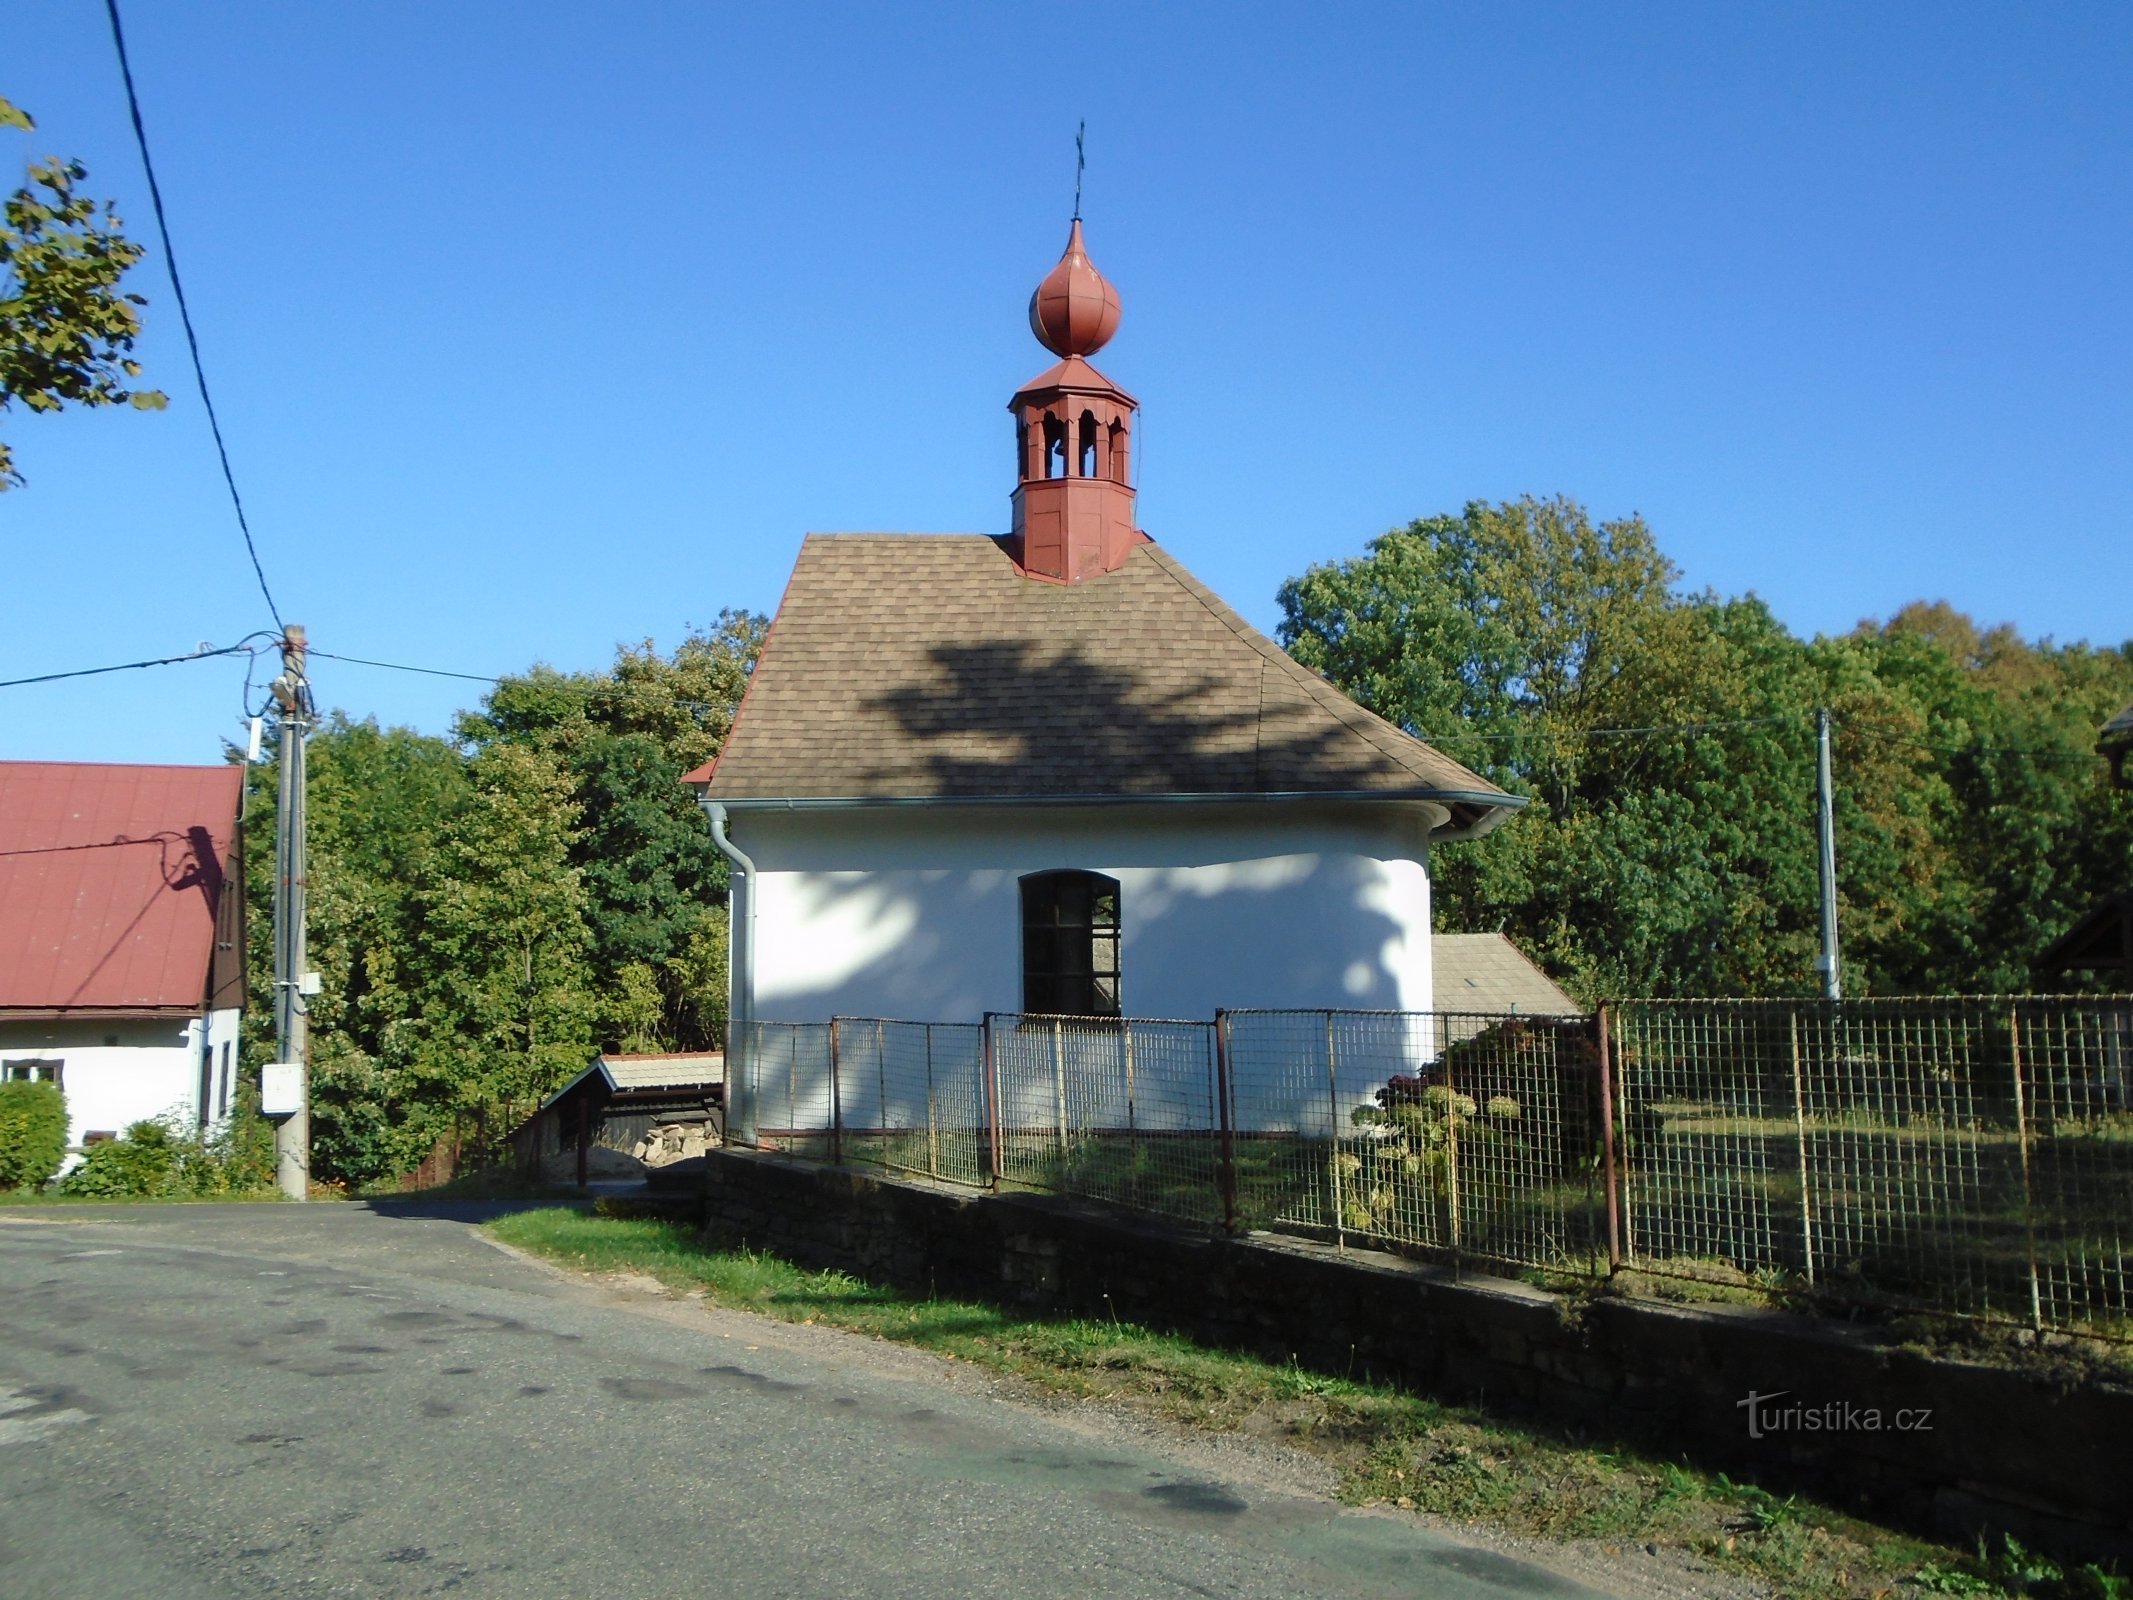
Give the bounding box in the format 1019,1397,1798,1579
0,1008,240,1166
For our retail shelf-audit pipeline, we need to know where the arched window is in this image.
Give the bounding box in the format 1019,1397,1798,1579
1043,415,1068,480
1107,420,1128,483
1020,870,1121,1016
1078,411,1099,478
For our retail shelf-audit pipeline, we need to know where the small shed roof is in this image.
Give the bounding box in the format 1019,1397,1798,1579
2034,892,2133,981
0,761,244,1016
1432,933,1584,1015
540,1051,726,1112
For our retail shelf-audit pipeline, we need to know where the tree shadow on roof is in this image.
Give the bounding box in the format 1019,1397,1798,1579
857,639,1412,799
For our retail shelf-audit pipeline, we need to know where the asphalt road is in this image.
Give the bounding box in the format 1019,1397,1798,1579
0,1202,1614,1600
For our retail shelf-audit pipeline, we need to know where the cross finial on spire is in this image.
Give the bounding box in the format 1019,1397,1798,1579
1073,121,1085,221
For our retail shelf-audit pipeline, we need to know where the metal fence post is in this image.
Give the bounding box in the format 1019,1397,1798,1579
1790,1007,1817,1287
924,1023,940,1181
828,1017,844,1167
1444,1032,1463,1271
1122,1020,1140,1211
1052,1017,1069,1159
2010,1004,2044,1335
1595,1005,1621,1274
875,1017,888,1167
982,1013,1003,1190
1213,1011,1237,1234
1324,1010,1345,1249
1613,1008,1637,1264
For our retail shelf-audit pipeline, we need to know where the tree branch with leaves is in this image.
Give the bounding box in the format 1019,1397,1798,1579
0,95,166,488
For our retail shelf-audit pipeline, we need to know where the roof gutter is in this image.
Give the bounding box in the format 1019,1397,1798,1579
699,788,1526,842
699,801,757,1145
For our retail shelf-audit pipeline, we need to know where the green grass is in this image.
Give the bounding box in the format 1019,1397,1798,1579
483,1205,2110,1600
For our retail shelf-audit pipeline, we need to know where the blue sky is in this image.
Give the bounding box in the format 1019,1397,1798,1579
6,1,2128,765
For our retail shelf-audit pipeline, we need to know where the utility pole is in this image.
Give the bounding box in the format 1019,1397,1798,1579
268,626,313,1200
1815,706,1842,1002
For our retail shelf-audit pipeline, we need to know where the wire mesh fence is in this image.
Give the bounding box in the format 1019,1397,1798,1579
828,1019,988,1188
987,1013,1226,1226
734,1020,835,1163
1611,998,2133,1339
723,998,2131,1341
1221,1010,1603,1275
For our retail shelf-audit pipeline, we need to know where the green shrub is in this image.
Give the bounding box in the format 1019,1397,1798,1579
54,1112,277,1199
59,1118,179,1197
0,1080,69,1190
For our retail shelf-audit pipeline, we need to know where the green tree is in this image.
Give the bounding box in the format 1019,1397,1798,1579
0,96,166,488
244,716,473,1183
458,612,766,1049
393,741,599,1126
1278,498,2133,999
244,619,766,1186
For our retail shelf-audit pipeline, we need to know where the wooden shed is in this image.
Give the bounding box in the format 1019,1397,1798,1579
517,1051,725,1188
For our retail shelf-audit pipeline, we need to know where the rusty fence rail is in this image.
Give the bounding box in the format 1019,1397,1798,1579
727,998,2133,1341
1610,997,2133,1339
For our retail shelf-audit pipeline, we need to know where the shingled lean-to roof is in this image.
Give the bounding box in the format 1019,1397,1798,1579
1432,933,1584,1016
694,535,1518,836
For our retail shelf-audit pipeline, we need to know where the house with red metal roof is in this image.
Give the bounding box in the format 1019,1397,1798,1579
0,761,247,1163
686,221,1523,1141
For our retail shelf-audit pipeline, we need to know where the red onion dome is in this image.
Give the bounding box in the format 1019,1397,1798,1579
1028,218,1122,358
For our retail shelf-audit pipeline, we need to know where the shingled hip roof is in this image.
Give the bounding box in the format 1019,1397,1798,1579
691,535,1517,836
0,761,245,1016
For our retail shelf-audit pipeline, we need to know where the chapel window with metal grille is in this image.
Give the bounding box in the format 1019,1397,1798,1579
1020,870,1121,1016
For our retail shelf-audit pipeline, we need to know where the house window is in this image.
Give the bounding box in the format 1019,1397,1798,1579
2,1059,62,1087
1020,871,1121,1016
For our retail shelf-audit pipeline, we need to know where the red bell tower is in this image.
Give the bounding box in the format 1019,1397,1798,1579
1009,220,1144,584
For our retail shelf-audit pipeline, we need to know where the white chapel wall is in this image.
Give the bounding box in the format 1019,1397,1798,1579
734,803,1436,1132
742,802,1433,1023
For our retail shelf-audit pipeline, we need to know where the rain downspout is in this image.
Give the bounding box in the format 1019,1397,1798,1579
703,801,756,1145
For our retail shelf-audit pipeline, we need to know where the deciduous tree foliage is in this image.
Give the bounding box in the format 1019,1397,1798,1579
0,97,166,488
245,615,766,1185
1279,498,2133,1000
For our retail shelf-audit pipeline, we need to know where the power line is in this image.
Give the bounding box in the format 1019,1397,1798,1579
0,642,261,691
307,647,738,717
102,0,285,634
307,649,498,686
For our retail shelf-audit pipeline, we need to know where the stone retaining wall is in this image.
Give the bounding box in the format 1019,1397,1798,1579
699,1147,2133,1562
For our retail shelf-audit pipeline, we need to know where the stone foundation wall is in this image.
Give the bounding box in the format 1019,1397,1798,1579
699,1147,2133,1562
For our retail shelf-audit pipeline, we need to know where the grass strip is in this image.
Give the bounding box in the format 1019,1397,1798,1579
485,1206,2130,1599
